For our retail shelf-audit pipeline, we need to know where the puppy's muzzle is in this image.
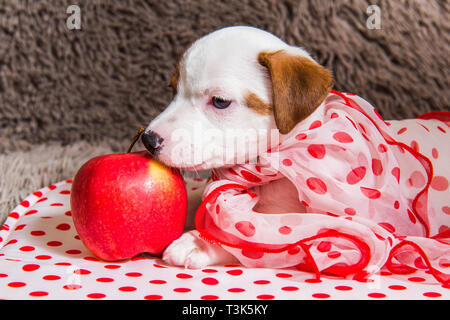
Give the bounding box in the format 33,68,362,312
141,130,164,155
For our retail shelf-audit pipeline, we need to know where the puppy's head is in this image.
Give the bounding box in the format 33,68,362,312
143,26,333,170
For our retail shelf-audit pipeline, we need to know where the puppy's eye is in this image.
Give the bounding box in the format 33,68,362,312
212,96,231,109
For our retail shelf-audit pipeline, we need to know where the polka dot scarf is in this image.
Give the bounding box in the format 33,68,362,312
195,91,450,284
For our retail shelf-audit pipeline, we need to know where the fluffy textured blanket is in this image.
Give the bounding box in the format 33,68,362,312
197,91,450,284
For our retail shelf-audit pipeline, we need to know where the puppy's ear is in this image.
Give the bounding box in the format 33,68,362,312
258,50,333,134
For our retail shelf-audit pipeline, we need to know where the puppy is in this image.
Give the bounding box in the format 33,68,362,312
141,26,332,268
140,26,449,273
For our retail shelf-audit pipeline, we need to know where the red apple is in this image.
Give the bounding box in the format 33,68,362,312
70,150,187,261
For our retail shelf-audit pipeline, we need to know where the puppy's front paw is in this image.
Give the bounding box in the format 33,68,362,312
162,231,211,269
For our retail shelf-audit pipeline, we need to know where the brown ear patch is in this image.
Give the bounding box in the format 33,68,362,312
258,50,333,134
245,92,272,115
170,62,180,95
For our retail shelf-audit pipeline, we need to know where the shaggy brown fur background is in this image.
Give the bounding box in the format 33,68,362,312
0,0,449,222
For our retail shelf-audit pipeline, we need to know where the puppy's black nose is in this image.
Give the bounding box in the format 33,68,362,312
141,130,164,155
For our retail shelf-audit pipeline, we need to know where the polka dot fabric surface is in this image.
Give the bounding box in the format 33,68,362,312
199,91,450,285
0,179,449,299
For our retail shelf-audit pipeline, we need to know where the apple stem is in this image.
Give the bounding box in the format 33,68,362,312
127,127,145,153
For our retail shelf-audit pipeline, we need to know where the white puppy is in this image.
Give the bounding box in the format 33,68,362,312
142,26,333,268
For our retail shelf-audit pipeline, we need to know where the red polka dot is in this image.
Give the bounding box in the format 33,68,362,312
31,230,45,236
278,226,292,235
33,191,43,197
432,148,439,159
37,197,48,203
333,131,354,143
388,285,406,290
423,292,442,298
173,288,191,293
312,293,330,299
202,277,219,285
331,112,339,118
9,212,19,219
317,241,332,252
66,249,82,255
282,286,299,291
74,269,91,275
48,185,57,190
54,262,71,266
408,171,426,188
0,274,8,278
29,291,48,297
201,295,219,300
20,246,35,252
104,264,121,269
50,203,64,206
378,222,396,234
305,278,322,283
8,282,26,288
344,208,356,216
360,187,381,199
235,221,256,237
327,251,341,259
253,280,270,284
439,225,449,234
394,201,400,209
35,255,52,260
96,277,114,283
288,246,301,255
20,200,30,207
335,286,353,291
240,170,262,183
309,120,322,129
83,256,99,262
371,159,383,176
228,288,246,293
149,280,167,284
176,273,193,279
439,258,450,268
346,166,366,184
295,133,308,140
25,210,38,216
282,159,293,166
119,286,136,292
307,144,326,159
15,224,26,231
22,264,40,272
87,293,106,299
215,205,220,214
65,211,72,216
397,127,407,135
437,126,446,133
257,294,275,300
431,176,448,191
276,273,293,278
391,167,400,183
226,269,243,276
47,241,62,247
378,144,387,153
410,140,419,152
42,275,60,281
125,272,142,277
408,277,426,282
306,177,327,194
368,293,386,298
144,295,163,300
59,190,71,194
202,268,218,273
56,223,71,231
